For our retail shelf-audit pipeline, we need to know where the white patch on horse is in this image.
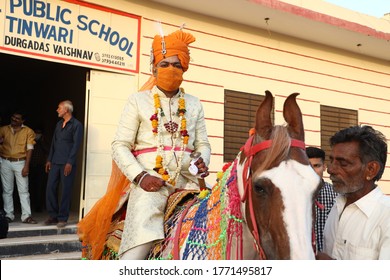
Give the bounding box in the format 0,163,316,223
257,160,320,259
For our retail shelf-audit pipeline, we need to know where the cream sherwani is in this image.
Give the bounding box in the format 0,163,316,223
112,86,211,256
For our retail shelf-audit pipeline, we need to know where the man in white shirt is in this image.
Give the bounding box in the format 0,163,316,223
316,125,390,260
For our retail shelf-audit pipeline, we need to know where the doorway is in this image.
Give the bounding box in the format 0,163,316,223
0,52,88,221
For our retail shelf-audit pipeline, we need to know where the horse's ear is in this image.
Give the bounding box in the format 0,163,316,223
283,93,304,141
255,90,273,139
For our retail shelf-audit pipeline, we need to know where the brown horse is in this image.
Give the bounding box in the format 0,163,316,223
148,91,320,260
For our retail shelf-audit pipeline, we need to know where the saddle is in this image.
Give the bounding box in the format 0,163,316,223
164,189,200,222
102,189,199,259
102,201,127,260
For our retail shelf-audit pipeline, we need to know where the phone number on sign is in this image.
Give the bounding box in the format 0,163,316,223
212,266,272,276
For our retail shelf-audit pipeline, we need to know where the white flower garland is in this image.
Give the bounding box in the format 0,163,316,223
152,90,188,185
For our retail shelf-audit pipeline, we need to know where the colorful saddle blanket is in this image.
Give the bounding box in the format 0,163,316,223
148,159,244,260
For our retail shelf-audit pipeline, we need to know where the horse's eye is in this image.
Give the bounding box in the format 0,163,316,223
254,183,265,194
253,178,272,195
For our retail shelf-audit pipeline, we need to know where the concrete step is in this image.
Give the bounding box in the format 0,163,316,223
3,251,82,260
7,224,77,238
0,211,82,260
0,233,82,259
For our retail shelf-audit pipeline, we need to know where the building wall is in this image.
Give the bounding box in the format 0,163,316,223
84,0,390,204
82,70,137,213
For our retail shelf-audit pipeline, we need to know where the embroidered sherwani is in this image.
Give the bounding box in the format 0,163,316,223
112,86,211,256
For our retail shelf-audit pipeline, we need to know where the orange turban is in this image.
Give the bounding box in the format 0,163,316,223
152,30,196,72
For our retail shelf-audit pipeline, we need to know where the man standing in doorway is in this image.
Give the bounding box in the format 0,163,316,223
0,112,37,224
45,100,83,228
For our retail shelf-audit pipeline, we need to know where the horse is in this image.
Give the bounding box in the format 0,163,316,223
147,90,321,260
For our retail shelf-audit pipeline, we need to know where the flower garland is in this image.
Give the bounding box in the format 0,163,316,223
150,89,189,185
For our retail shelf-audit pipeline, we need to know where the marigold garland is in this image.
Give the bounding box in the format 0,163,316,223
150,89,189,185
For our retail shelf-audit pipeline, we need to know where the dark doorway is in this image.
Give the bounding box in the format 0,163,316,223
0,52,88,220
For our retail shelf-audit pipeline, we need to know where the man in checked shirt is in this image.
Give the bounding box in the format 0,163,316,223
306,146,337,253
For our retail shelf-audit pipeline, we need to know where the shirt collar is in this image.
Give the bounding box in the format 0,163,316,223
61,117,74,124
337,187,382,218
355,187,382,217
8,124,26,131
152,85,181,99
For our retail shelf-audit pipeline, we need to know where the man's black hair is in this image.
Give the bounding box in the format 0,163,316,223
330,125,387,181
306,146,325,162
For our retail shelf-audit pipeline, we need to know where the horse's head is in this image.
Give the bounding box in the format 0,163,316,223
238,91,320,260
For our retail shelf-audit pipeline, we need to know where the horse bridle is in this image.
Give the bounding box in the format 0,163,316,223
240,135,306,260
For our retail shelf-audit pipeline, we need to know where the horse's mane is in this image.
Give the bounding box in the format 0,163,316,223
254,125,291,175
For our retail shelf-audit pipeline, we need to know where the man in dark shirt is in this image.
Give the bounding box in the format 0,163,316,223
45,100,83,228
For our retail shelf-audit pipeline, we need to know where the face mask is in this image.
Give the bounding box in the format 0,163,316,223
156,66,183,91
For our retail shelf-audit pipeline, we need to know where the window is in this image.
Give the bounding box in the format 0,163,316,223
320,105,358,164
224,90,270,162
